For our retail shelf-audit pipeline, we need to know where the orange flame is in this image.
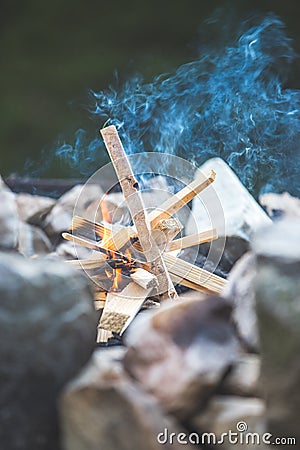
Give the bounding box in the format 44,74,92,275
100,195,111,242
112,268,122,291
125,248,132,261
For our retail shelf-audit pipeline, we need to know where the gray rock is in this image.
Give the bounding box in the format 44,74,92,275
185,158,272,240
253,219,300,443
0,253,97,450
60,348,192,450
0,176,19,249
16,193,55,225
124,296,239,420
220,355,261,397
44,184,103,236
192,396,266,449
18,222,52,257
259,191,300,219
222,252,258,350
54,241,92,260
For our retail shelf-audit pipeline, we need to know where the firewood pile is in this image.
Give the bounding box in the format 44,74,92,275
62,125,227,342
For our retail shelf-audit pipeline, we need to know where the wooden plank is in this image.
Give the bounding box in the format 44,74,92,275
167,228,217,252
163,253,227,295
130,268,158,290
148,169,216,228
101,125,177,299
98,282,152,335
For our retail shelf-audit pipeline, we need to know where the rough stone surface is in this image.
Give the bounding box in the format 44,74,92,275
44,184,103,236
0,176,19,249
222,252,258,351
0,252,97,450
18,221,52,257
220,355,261,397
60,348,192,450
259,191,300,219
253,219,300,443
185,158,272,240
124,296,239,420
16,192,55,224
192,396,266,449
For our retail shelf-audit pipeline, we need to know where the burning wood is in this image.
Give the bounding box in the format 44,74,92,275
100,169,216,251
98,282,153,334
63,125,227,341
100,126,177,300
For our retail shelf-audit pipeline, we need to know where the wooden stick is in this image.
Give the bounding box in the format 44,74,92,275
167,228,218,252
163,253,227,294
63,231,225,294
101,125,177,299
62,232,133,262
74,214,181,254
62,232,106,252
130,268,158,290
148,169,216,228
66,258,107,269
170,273,213,294
99,170,216,251
98,282,152,335
72,215,136,253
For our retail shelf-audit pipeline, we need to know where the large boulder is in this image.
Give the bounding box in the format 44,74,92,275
0,253,97,450
253,219,300,443
60,348,193,450
124,295,239,420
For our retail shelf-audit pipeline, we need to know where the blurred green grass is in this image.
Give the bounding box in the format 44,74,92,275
1,0,299,178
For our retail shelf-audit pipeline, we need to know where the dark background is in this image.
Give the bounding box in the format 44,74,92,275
1,0,299,178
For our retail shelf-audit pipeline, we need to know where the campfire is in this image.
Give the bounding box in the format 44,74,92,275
62,125,227,342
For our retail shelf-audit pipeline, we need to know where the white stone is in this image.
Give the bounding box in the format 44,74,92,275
185,158,272,240
44,184,103,235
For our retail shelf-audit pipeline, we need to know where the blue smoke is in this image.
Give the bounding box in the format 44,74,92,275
57,16,300,197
